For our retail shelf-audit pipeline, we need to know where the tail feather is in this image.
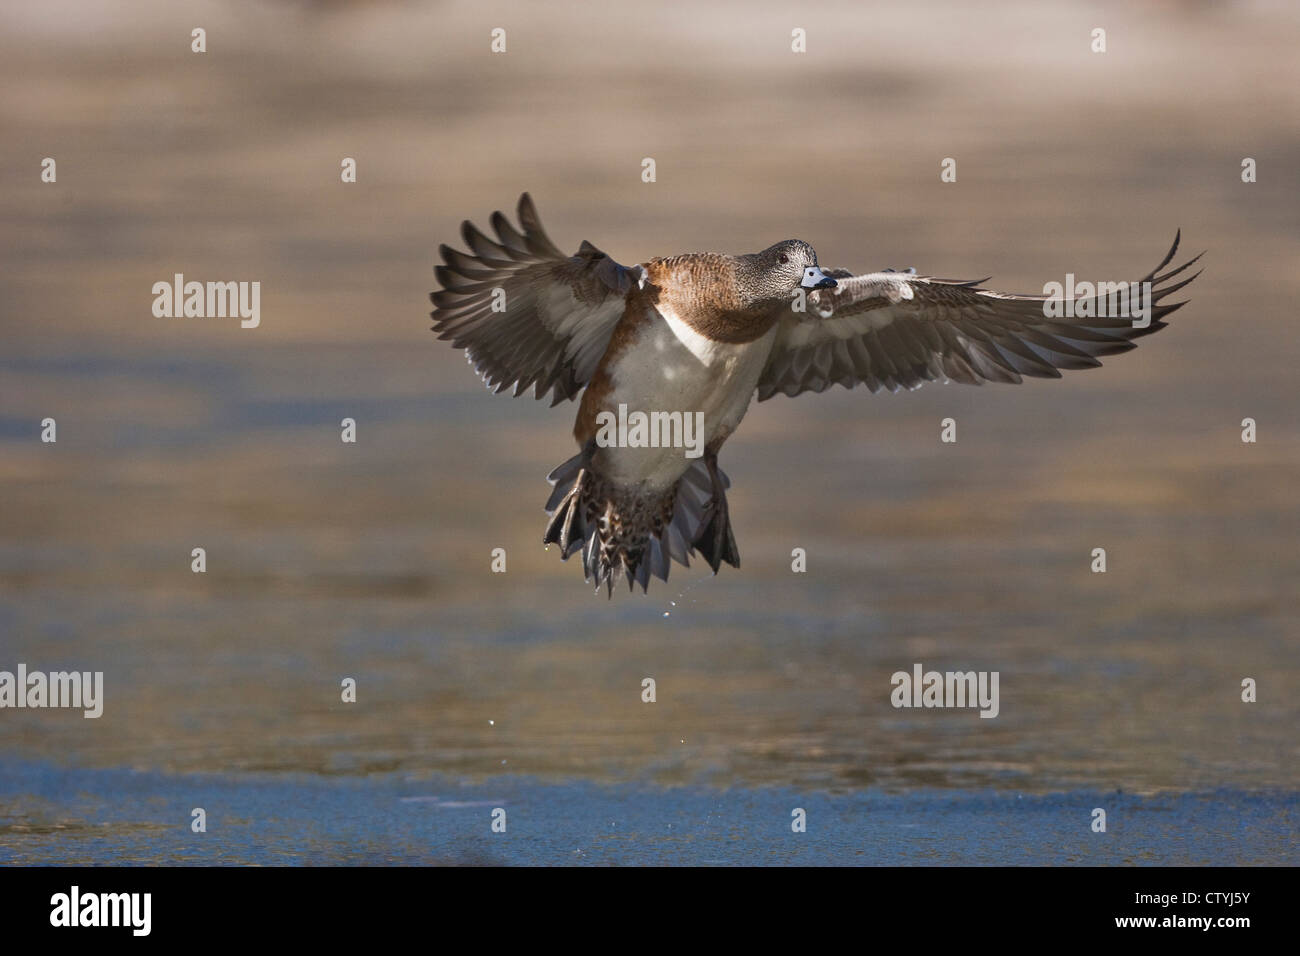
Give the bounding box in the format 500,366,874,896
648,535,669,581
665,521,692,567
542,454,738,595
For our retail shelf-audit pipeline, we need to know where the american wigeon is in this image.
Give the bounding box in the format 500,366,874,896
430,194,1200,595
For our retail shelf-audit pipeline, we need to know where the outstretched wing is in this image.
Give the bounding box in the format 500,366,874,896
757,233,1202,401
431,193,641,405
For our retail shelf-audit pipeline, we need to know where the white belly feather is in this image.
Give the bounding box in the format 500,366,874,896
593,304,776,489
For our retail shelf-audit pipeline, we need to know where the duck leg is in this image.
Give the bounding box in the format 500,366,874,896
693,452,740,573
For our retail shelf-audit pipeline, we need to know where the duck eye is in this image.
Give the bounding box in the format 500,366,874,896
778,254,789,264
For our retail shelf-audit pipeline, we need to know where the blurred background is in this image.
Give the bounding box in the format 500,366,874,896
1,0,1297,863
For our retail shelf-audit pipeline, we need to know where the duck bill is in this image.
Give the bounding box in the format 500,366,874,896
800,266,837,290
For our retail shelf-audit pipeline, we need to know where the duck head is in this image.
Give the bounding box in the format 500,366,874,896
734,240,836,310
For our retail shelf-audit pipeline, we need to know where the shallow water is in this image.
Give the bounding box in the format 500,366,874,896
2,0,1298,865
1,758,1294,866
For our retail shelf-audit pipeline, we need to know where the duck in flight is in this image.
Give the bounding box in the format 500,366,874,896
430,194,1201,595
